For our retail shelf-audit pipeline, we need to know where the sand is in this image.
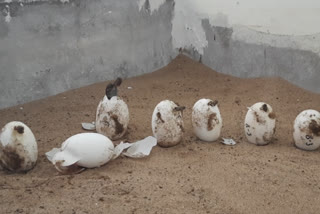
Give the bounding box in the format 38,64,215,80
1,55,320,214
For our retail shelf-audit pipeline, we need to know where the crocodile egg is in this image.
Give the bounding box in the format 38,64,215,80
293,109,320,151
192,99,222,142
151,100,185,148
0,121,38,172
244,102,276,145
96,96,129,140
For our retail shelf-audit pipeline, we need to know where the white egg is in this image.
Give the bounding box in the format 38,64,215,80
0,121,38,172
46,133,114,174
96,78,129,140
293,109,320,151
192,99,222,142
244,102,276,145
151,100,185,147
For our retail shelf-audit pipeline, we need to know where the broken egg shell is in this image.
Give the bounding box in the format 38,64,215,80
192,98,222,142
244,102,276,146
48,133,114,174
96,96,129,141
151,100,184,148
293,109,320,151
0,121,38,172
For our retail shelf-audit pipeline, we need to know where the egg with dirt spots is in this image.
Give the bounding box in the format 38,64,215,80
96,78,129,140
0,121,38,172
46,133,115,174
192,99,222,142
244,102,276,146
293,109,320,151
151,100,185,147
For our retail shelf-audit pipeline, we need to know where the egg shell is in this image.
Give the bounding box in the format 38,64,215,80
151,100,184,147
0,121,38,172
52,133,114,170
244,102,276,145
293,109,320,151
96,96,129,140
192,99,222,142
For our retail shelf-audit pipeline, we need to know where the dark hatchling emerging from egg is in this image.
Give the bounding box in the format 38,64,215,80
105,77,122,99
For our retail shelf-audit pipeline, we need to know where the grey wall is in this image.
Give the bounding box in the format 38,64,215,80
0,0,319,109
0,0,176,109
198,20,320,93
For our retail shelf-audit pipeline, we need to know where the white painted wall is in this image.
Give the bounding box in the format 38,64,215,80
170,0,320,56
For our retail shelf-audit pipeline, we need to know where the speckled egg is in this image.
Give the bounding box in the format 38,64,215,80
0,121,38,172
192,99,222,142
151,100,185,147
244,102,276,145
293,109,320,151
96,78,129,140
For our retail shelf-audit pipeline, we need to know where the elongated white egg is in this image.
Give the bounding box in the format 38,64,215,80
244,102,276,145
96,78,129,140
0,121,38,172
293,109,320,151
151,100,185,147
192,99,222,142
46,133,114,174
96,96,129,140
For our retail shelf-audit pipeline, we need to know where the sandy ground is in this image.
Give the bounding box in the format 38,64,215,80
1,55,320,214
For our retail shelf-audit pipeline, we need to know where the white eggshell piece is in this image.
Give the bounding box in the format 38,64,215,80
293,109,320,151
81,122,96,131
96,96,129,140
123,136,157,158
192,99,222,142
47,133,114,170
221,138,236,146
244,102,276,145
0,121,38,172
151,100,184,147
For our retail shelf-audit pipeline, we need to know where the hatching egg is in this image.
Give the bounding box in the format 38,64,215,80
151,100,185,147
46,133,114,174
96,78,129,140
293,109,320,151
244,102,276,145
192,99,222,142
0,121,38,172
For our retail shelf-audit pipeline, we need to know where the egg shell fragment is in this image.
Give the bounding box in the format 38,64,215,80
244,102,276,146
96,96,129,140
192,99,222,142
293,109,320,151
0,121,38,172
151,100,184,147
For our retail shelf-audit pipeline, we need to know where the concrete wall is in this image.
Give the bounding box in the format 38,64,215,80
0,0,176,109
1,0,319,109
173,0,320,93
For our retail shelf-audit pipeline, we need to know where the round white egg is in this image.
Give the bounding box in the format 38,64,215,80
96,96,129,140
51,133,114,173
244,102,276,145
293,109,320,151
0,121,38,172
192,99,222,142
151,100,184,147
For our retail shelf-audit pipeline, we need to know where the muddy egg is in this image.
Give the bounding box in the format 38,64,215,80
244,102,276,145
192,99,222,142
0,121,38,172
151,100,185,147
46,133,115,174
293,109,320,151
96,78,129,140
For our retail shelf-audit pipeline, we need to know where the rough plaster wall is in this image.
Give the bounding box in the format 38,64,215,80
173,0,320,94
0,0,176,109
